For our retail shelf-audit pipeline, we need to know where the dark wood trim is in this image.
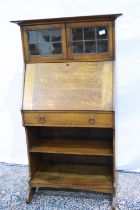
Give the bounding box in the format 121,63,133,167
21,110,114,113
11,14,122,26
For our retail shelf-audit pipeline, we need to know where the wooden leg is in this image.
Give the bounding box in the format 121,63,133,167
26,187,36,204
112,179,116,210
112,192,116,210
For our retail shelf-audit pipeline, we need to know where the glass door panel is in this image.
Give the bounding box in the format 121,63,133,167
23,24,67,62
28,29,62,56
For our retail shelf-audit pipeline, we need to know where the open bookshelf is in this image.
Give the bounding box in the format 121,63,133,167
26,126,114,194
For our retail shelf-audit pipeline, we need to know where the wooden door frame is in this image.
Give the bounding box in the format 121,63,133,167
21,23,67,63
66,21,115,62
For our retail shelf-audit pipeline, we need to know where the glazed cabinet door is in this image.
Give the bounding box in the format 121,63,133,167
22,24,67,62
66,21,114,61
21,21,114,62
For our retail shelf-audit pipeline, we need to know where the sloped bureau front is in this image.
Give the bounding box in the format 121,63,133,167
23,62,113,111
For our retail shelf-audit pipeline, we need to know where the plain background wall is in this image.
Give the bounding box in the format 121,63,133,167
0,0,140,172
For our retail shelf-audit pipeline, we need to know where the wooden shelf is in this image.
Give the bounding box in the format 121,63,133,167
29,139,113,156
31,163,113,193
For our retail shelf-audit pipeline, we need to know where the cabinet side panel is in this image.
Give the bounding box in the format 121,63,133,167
23,64,35,110
101,61,113,110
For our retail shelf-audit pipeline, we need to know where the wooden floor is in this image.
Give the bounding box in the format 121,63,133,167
29,139,113,156
30,163,113,193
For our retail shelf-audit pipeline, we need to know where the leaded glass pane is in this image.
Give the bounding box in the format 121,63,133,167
51,29,61,42
39,43,51,55
84,27,95,40
97,40,108,53
29,43,39,55
28,28,62,56
85,41,96,53
39,30,50,42
28,31,39,43
71,26,108,54
72,41,84,54
52,43,62,54
72,29,83,41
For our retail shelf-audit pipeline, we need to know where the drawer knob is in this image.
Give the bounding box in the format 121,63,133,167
88,116,95,124
39,114,46,123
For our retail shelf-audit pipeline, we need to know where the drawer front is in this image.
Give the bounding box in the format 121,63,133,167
23,112,113,128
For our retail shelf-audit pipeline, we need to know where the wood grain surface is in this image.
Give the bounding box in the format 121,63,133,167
30,163,113,193
23,111,113,127
23,62,113,111
29,139,113,156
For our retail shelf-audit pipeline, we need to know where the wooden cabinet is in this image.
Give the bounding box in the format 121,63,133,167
12,13,121,209
13,14,120,63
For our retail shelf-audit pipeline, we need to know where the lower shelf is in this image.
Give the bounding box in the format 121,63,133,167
30,163,113,194
29,139,113,156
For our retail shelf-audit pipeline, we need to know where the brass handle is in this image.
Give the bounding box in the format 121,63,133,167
88,115,95,124
67,41,72,46
39,114,46,123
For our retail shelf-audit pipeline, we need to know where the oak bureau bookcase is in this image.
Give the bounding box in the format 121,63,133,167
11,14,122,209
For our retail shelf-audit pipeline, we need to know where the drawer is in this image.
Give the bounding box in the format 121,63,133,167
22,111,113,128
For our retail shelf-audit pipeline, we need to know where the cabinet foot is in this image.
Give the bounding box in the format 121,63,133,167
26,187,36,204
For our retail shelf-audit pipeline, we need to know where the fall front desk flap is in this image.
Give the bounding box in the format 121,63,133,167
23,61,113,111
